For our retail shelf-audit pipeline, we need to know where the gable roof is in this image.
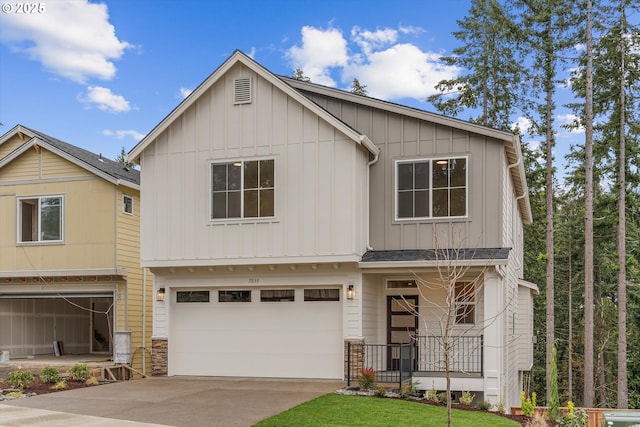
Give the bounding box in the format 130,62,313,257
282,77,532,225
128,50,379,161
0,124,139,189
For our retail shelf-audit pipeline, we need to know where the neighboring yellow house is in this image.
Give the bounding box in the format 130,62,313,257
0,124,152,375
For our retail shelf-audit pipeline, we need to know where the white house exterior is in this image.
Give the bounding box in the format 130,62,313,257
129,50,537,410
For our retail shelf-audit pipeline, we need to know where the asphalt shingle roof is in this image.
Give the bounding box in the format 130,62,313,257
22,126,139,185
361,248,511,262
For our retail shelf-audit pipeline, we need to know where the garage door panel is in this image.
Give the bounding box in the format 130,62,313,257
171,289,343,379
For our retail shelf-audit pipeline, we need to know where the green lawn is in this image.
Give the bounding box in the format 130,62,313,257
255,393,521,427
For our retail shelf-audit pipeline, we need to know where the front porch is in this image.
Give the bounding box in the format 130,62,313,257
345,335,483,390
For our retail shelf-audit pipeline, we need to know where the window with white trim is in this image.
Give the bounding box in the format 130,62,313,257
123,195,133,215
211,159,275,219
396,157,467,220
18,196,63,243
454,281,475,324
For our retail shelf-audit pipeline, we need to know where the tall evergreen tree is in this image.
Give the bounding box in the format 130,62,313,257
583,0,595,407
349,78,368,96
427,0,524,131
516,0,577,403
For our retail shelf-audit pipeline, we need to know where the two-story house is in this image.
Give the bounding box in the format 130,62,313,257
128,51,537,410
0,125,152,375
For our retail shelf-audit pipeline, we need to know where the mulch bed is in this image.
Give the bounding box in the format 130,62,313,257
0,377,95,395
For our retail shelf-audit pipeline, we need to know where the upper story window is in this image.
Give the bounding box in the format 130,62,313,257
455,281,475,325
395,157,467,220
211,159,275,220
123,195,133,215
17,196,63,243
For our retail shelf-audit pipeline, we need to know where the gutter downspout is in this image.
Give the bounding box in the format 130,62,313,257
142,268,147,376
364,136,380,251
507,157,527,204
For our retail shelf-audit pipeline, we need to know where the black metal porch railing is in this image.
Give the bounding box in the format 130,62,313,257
346,335,483,388
347,342,413,388
414,335,483,375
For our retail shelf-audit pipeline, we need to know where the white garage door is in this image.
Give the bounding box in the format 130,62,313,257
171,287,343,379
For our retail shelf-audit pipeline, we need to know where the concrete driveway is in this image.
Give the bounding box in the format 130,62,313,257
0,377,345,427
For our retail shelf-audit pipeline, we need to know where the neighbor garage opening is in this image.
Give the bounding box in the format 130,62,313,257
0,292,113,358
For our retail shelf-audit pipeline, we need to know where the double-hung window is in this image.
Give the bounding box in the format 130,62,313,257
211,159,275,219
18,196,63,243
396,157,467,220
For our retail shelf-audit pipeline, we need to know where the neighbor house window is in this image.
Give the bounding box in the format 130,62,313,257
454,282,475,324
211,159,275,219
123,195,133,215
18,196,63,243
396,157,467,220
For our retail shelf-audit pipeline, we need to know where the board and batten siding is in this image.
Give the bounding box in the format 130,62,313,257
139,64,370,266
298,93,505,251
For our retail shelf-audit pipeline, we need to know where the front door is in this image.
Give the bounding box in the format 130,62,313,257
387,295,418,370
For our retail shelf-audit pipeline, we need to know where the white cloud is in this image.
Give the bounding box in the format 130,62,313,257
344,43,459,99
285,26,349,86
511,117,534,135
82,86,131,113
0,0,130,83
103,129,145,141
557,113,585,134
351,26,398,55
285,25,459,101
179,87,193,99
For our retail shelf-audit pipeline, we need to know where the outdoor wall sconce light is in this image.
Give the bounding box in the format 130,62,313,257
156,287,165,301
347,284,355,300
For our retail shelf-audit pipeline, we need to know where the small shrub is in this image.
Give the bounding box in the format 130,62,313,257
7,369,34,389
85,377,100,386
478,400,492,411
51,380,67,390
426,382,438,402
459,389,474,405
357,366,376,390
521,390,537,417
496,398,506,414
558,401,588,427
437,392,449,403
40,366,61,383
68,363,90,380
5,391,24,398
525,412,547,427
373,386,387,397
399,381,422,398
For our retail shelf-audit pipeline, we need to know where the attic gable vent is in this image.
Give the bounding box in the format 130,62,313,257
233,77,252,104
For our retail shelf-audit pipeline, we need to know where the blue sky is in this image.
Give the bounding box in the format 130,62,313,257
0,0,583,162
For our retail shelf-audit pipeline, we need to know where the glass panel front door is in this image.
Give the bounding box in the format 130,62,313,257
387,295,418,371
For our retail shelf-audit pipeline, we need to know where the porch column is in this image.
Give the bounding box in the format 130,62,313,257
344,339,365,381
483,271,504,406
151,337,168,376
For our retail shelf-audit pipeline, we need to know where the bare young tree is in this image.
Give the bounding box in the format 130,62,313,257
399,227,515,427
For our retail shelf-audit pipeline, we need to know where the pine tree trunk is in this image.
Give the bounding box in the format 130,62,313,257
617,1,628,408
583,0,595,408
544,15,555,405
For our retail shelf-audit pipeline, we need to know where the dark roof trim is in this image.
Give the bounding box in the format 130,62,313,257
361,248,511,263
